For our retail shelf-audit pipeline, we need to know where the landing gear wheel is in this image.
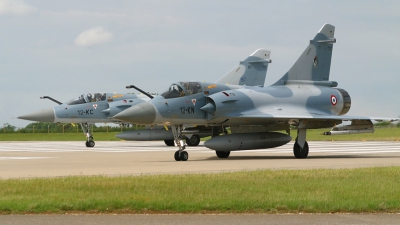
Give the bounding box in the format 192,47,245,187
81,123,95,148
174,151,189,161
215,151,230,158
174,151,181,161
186,135,200,146
171,125,189,162
164,140,175,146
180,151,189,161
293,141,309,158
86,140,95,148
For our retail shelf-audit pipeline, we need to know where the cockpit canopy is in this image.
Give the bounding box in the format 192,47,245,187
161,82,202,99
67,93,106,105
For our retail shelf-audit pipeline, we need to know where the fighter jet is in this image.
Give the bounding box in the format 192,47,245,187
18,48,272,147
113,23,397,161
18,92,148,147
116,48,272,144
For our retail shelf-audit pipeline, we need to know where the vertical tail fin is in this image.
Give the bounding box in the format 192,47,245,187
273,24,336,85
215,49,271,87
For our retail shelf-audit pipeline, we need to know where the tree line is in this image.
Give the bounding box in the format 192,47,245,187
1,122,143,133
2,121,399,134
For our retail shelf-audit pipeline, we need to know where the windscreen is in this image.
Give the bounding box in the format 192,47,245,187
67,93,106,105
160,82,202,99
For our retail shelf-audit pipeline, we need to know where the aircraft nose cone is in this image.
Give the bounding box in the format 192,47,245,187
113,102,156,124
18,107,55,122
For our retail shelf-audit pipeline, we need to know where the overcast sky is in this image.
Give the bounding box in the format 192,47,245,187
1,0,400,128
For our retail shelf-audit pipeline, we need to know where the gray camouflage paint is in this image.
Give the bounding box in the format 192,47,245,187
114,24,395,141
114,24,348,128
19,93,142,123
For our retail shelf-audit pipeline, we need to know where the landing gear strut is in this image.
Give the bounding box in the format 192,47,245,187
81,123,95,147
171,125,188,161
293,128,308,158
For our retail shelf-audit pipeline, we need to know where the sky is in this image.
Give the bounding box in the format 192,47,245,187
1,0,399,128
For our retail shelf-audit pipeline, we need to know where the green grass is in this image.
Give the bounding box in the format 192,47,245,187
1,128,400,142
0,167,399,214
0,132,121,141
304,127,400,141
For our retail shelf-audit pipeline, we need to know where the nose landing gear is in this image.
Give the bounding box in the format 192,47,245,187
171,125,189,161
81,123,95,148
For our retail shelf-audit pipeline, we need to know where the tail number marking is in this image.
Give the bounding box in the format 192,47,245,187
78,109,94,115
180,107,195,114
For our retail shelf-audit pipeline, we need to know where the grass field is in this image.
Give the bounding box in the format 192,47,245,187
1,128,399,214
0,167,399,214
1,127,399,141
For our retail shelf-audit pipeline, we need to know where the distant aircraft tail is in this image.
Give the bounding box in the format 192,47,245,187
273,24,336,86
215,49,271,87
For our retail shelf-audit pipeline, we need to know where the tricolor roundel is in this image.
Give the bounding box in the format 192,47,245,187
331,95,337,106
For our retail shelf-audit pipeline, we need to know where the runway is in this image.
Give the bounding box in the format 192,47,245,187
1,141,400,179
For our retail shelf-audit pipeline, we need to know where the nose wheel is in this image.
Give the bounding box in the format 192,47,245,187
174,148,189,161
171,125,190,161
85,140,95,147
81,123,95,148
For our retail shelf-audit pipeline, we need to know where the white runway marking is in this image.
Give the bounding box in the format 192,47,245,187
1,141,400,154
0,157,51,160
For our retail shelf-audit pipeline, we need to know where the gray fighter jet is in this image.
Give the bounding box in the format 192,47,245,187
115,48,272,145
18,49,272,147
114,24,397,161
18,92,148,147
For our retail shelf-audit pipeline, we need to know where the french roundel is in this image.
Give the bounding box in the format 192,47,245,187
331,95,337,106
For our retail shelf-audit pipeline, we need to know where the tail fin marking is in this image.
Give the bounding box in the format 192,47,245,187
273,24,336,85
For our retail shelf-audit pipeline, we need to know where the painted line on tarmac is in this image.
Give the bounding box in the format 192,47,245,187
0,157,52,160
0,142,400,155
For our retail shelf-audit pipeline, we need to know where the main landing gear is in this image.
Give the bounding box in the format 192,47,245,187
215,151,230,158
186,134,200,146
164,134,200,147
164,140,175,146
171,125,189,161
81,123,95,147
293,128,309,158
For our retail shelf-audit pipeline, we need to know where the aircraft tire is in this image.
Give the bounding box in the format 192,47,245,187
186,135,200,146
86,140,95,147
174,151,181,161
293,141,308,158
215,151,230,158
164,140,175,146
180,151,189,161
